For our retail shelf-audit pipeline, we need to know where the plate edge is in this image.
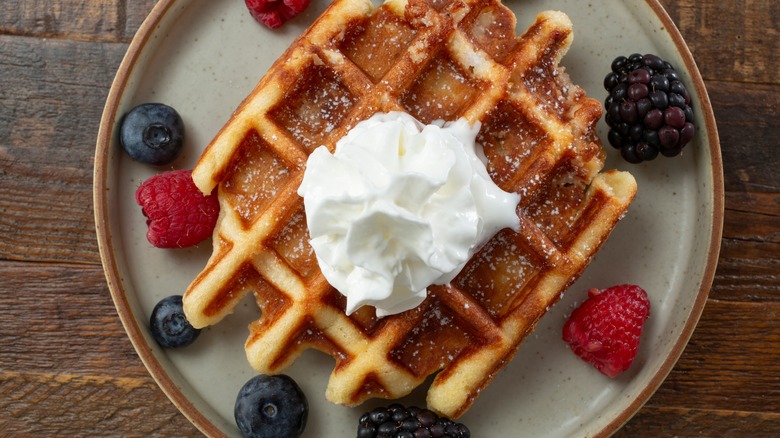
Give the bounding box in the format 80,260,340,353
92,0,228,437
596,1,725,436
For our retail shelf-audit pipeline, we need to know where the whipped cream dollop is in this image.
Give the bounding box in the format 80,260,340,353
297,112,520,317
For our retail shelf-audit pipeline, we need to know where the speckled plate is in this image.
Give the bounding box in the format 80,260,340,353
94,0,723,436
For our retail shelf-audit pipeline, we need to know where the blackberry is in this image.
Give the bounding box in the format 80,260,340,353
356,404,470,438
603,53,696,163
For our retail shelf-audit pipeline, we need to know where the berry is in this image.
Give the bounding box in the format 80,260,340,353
562,284,650,377
119,103,184,165
603,53,696,163
245,0,311,29
149,295,200,348
357,404,470,438
235,374,308,438
135,170,219,248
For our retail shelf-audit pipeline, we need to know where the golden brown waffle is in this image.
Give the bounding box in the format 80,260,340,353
183,0,637,418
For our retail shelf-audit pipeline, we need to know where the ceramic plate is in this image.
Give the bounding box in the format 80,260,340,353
94,0,723,436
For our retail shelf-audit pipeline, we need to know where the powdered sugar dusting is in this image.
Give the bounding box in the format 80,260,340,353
271,207,318,279
455,230,536,318
223,133,292,224
270,64,357,151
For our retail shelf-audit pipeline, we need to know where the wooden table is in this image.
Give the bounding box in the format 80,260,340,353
1,1,778,436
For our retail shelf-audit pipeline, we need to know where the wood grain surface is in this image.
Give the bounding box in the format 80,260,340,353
1,0,778,436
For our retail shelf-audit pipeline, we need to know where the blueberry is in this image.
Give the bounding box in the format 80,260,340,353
235,374,308,438
119,103,184,165
149,295,200,348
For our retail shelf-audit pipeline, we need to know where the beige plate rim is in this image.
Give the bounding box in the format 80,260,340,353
93,1,724,436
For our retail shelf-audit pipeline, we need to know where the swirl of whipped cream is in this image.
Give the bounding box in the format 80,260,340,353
297,112,520,317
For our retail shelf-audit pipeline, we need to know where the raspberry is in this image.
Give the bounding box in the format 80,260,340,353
562,284,650,377
245,0,311,29
135,170,219,249
603,53,696,163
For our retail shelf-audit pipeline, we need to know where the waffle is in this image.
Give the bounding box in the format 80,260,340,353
183,0,637,418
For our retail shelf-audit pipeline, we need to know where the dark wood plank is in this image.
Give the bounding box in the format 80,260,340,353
642,300,780,413
710,81,780,194
0,262,148,378
0,35,128,264
0,0,158,43
659,0,780,85
704,80,780,303
713,192,780,302
0,370,200,437
618,406,780,437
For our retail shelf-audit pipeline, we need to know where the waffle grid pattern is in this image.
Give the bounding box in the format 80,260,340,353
184,0,636,418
